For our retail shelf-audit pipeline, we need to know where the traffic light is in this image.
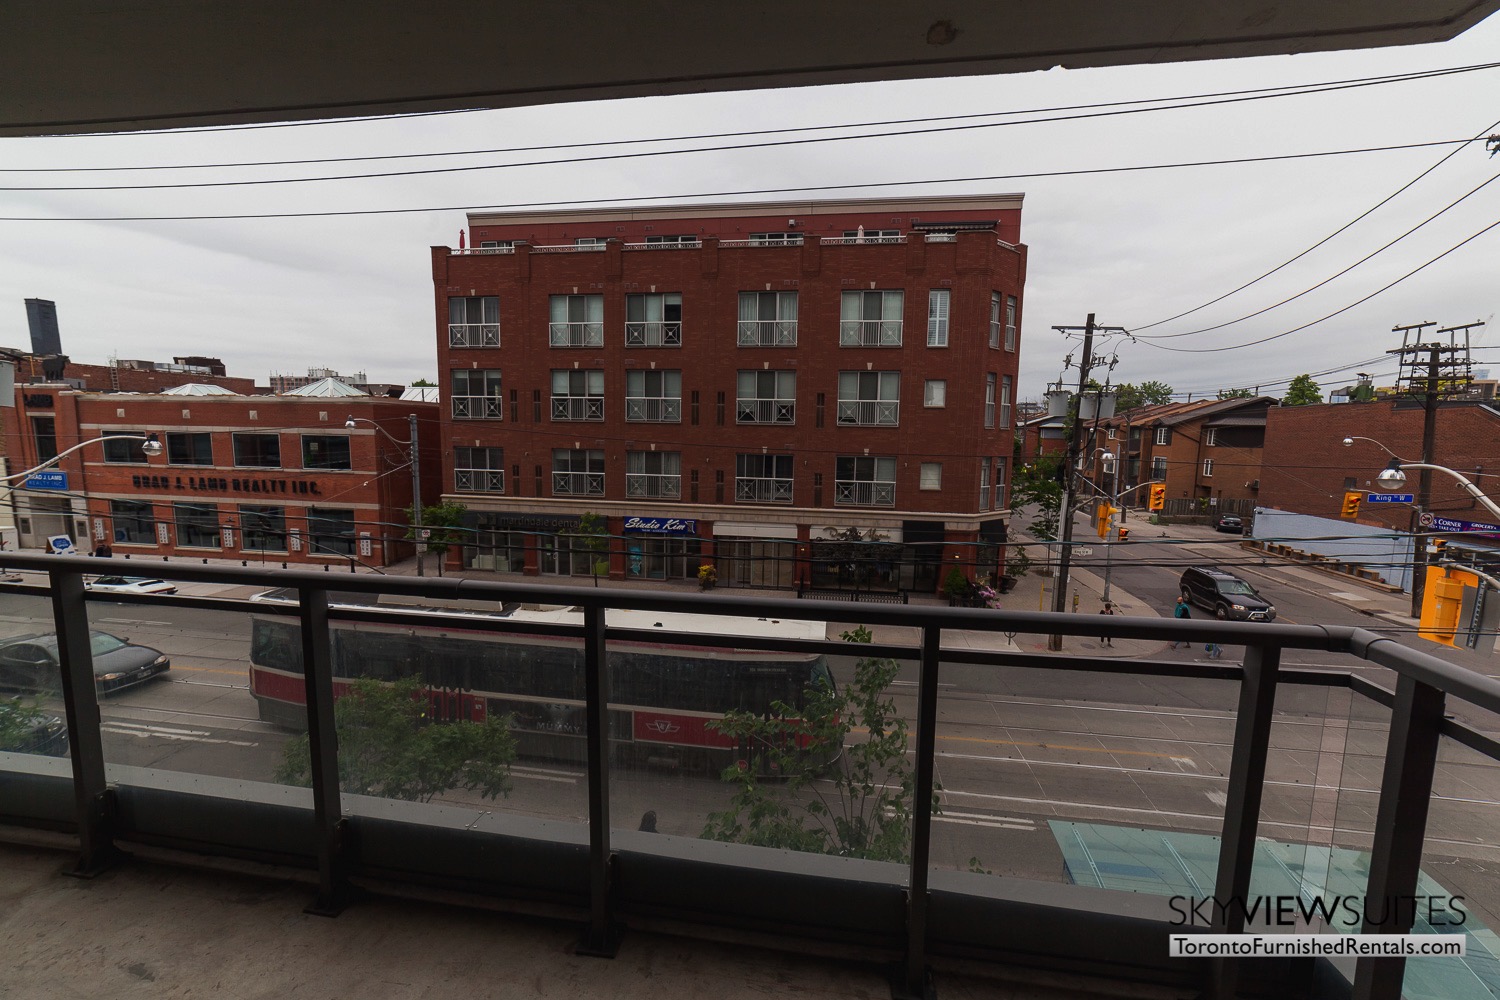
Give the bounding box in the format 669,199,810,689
1148,484,1166,511
1116,526,1130,542
1096,504,1118,539
1341,491,1362,519
1418,566,1466,646
1430,537,1448,559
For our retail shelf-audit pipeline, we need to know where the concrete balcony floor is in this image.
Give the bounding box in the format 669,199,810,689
1,836,1184,1000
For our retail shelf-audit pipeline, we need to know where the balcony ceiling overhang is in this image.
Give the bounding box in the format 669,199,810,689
4,1,1498,137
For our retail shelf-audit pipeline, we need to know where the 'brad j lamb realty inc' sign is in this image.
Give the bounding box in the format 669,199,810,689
622,516,698,536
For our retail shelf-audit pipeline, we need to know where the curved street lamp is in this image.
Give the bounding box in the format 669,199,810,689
1342,436,1500,521
345,414,423,575
1,433,161,484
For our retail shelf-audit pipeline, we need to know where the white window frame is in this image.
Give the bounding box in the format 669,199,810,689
979,457,991,510
736,370,797,424
834,456,897,507
451,369,503,420
550,369,605,422
626,451,682,499
927,289,950,347
624,370,682,423
549,294,604,347
1202,459,1215,478
1005,295,1018,352
454,446,506,493
836,371,900,426
1155,426,1171,446
984,374,996,428
625,292,683,347
1205,428,1219,447
840,290,904,347
552,449,605,497
1000,375,1013,429
735,453,794,504
924,380,947,407
919,462,942,490
1152,457,1168,479
737,291,798,346
989,292,1002,350
448,295,500,348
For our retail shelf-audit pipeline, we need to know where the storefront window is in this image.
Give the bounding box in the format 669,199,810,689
240,504,288,552
307,508,356,557
173,502,221,549
110,499,156,545
463,527,526,573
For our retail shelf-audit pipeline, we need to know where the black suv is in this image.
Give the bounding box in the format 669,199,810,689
1179,567,1276,621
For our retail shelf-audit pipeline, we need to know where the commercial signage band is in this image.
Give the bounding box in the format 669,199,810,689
622,516,698,536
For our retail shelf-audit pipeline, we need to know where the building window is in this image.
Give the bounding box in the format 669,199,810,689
173,502,220,549
1155,427,1172,446
552,449,605,496
840,290,904,346
454,447,505,493
102,430,149,464
549,294,604,347
836,371,900,426
625,370,681,422
835,456,896,507
232,433,281,468
448,295,499,347
1005,295,1018,351
920,463,942,490
736,370,796,424
626,451,682,499
1001,375,1013,428
110,499,155,545
1202,459,1215,477
984,374,997,428
451,369,503,420
301,435,351,470
989,292,1002,349
924,380,947,407
1205,428,1219,447
995,457,1008,509
735,454,794,504
307,508,356,557
980,457,991,510
551,369,605,421
240,505,287,552
166,432,213,466
737,291,798,346
644,234,698,245
30,417,57,463
748,232,802,246
574,237,603,246
625,292,682,346
1152,457,1168,479
928,289,950,347
842,228,901,243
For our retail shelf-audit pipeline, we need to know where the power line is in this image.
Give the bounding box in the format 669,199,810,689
0,138,1485,223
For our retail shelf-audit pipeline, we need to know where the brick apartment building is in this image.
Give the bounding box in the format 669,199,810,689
431,195,1027,592
1082,396,1276,512
2,385,439,566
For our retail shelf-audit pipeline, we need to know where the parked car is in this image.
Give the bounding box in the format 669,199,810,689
0,699,68,756
1179,567,1277,621
86,575,178,596
1214,514,1244,534
0,632,171,695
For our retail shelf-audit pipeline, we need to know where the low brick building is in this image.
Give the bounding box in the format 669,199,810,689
2,385,439,566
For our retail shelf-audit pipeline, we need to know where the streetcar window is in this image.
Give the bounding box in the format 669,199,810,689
250,620,301,672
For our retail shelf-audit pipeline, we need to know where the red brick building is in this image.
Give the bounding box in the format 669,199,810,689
1260,400,1500,529
431,195,1027,592
2,351,256,395
2,386,439,566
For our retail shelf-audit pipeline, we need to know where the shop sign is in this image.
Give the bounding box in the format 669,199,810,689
130,473,323,496
622,516,698,536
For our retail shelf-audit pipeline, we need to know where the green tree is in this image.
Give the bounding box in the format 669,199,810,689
1010,454,1063,540
1217,386,1254,400
1282,374,1323,406
410,378,437,387
405,499,468,577
0,698,50,751
702,627,927,862
1114,381,1174,411
275,677,516,803
575,511,611,586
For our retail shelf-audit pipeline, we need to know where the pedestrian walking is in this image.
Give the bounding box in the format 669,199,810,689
1205,642,1223,660
638,810,658,833
1098,602,1116,647
1168,596,1192,649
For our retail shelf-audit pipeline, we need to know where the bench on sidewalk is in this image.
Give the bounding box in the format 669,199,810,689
796,586,909,605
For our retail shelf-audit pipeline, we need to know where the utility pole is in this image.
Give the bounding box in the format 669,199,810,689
1387,320,1479,616
1048,315,1127,651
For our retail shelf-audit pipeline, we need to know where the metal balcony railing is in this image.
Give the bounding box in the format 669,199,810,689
625,473,681,498
1,553,1492,1000
451,395,503,420
833,480,895,506
838,320,902,347
454,469,505,493
552,471,604,495
448,323,501,348
624,321,681,347
736,320,797,347
835,399,899,426
735,476,793,503
549,322,604,347
735,398,795,424
624,397,680,422
551,396,604,421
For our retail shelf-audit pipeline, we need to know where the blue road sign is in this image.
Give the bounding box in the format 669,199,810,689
1366,493,1414,503
25,470,68,491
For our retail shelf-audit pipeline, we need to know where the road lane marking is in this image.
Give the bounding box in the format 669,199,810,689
940,750,1203,776
510,765,580,785
101,723,257,747
167,663,248,678
96,618,174,627
937,732,1192,761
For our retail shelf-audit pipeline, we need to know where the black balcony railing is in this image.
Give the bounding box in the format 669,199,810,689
0,552,1494,1000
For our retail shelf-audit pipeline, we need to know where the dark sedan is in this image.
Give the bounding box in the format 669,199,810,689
1214,514,1244,534
0,632,170,695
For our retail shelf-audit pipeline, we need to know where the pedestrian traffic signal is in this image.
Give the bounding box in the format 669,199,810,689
1116,526,1130,542
1430,537,1448,559
1148,484,1166,511
1341,491,1362,519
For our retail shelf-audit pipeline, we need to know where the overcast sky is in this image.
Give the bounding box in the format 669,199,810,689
3,15,1498,402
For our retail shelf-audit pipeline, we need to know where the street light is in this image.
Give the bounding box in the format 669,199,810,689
1342,436,1500,521
1,433,162,484
345,414,423,575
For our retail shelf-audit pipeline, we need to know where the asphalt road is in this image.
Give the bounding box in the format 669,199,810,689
2,584,1499,925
